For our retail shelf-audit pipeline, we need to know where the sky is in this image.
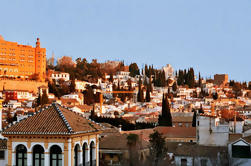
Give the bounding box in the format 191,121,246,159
1,0,251,81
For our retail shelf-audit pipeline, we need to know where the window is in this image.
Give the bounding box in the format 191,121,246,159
0,150,4,160
181,159,187,166
16,144,27,166
50,145,62,166
90,141,96,166
33,145,44,166
83,143,88,166
74,144,80,166
232,144,251,158
201,159,208,166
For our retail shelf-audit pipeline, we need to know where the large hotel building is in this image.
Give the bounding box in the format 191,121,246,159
0,35,46,81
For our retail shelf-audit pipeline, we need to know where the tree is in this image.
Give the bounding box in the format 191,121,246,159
41,89,49,106
127,134,139,166
158,94,172,126
198,72,202,87
146,84,151,102
137,77,144,102
129,63,140,77
172,82,177,92
84,86,95,105
212,92,218,100
69,77,76,93
109,73,114,83
149,131,167,166
232,82,243,97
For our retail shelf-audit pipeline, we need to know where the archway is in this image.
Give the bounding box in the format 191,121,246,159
90,141,96,166
50,145,62,166
82,143,88,166
16,144,27,166
74,144,80,166
33,145,45,166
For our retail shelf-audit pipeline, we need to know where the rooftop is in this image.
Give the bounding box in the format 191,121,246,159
3,103,102,135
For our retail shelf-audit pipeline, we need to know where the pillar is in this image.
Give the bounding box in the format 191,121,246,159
44,152,49,166
27,151,32,166
68,138,72,166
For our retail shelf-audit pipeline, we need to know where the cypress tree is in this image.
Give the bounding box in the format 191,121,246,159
137,77,144,102
158,94,172,126
198,72,202,87
146,84,151,102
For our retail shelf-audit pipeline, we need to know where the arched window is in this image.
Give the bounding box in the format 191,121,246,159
50,145,62,166
16,144,27,166
74,144,80,166
90,142,96,166
33,145,44,166
82,143,88,166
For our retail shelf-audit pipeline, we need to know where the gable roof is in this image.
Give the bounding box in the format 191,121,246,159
100,133,149,151
3,103,102,135
154,127,196,138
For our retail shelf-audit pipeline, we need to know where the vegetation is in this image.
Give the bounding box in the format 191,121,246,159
137,77,144,102
127,134,139,166
90,110,155,131
177,68,195,88
158,94,172,126
129,63,140,77
149,131,167,166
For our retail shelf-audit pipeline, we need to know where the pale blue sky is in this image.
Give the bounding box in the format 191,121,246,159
1,0,251,81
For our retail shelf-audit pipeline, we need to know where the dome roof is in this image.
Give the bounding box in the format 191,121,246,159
0,35,4,41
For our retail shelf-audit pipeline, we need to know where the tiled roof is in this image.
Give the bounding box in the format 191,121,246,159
166,142,228,157
3,103,101,135
154,127,196,138
172,116,193,123
100,133,149,150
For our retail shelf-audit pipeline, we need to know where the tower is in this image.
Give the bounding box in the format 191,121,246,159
35,38,46,81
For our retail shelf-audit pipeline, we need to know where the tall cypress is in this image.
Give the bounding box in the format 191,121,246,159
158,94,172,126
137,77,144,102
146,84,151,102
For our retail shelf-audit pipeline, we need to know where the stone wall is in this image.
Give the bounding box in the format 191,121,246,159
0,79,47,94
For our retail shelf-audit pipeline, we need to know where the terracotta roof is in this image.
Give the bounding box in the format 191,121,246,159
166,142,228,157
3,103,101,135
100,133,148,150
172,116,193,123
154,127,196,138
121,128,154,142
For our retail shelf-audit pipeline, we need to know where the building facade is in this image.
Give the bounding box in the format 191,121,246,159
214,74,228,86
0,36,46,81
2,103,102,166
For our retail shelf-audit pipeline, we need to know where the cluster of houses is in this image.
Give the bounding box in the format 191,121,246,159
0,64,251,165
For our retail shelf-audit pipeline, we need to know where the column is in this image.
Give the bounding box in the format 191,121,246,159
44,152,49,166
80,150,83,166
68,139,72,166
27,151,32,166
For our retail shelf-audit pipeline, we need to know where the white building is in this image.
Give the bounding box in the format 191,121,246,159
61,93,84,105
2,103,102,166
50,71,70,82
75,80,90,92
162,64,174,78
197,115,229,146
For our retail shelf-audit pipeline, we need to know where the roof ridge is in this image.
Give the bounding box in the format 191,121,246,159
60,103,105,131
52,103,73,133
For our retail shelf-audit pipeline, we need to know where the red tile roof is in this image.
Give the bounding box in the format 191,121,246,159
3,103,101,135
154,126,196,138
